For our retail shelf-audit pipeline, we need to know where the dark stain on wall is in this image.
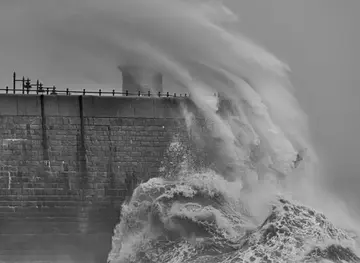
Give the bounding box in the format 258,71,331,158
77,96,89,200
40,95,49,161
106,126,116,206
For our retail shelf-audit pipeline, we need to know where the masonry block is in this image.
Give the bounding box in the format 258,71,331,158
16,95,41,116
82,96,135,118
43,96,80,117
0,95,18,115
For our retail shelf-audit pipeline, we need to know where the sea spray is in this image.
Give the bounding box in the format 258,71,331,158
7,0,307,174
4,0,360,261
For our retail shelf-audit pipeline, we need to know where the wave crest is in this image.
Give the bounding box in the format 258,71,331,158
108,166,360,262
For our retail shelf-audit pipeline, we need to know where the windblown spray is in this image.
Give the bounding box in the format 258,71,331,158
3,0,359,262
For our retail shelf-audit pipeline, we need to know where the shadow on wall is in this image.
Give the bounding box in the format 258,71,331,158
124,171,139,199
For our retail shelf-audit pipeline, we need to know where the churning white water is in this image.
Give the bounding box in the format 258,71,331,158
2,0,359,262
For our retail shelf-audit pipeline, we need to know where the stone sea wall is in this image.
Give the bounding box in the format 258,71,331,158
0,94,207,263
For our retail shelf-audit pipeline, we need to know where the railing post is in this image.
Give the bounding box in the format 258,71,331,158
22,77,25,94
36,81,39,94
39,83,43,94
51,86,57,95
13,72,16,93
26,78,31,94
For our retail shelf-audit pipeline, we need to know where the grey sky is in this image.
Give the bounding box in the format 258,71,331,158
226,0,360,206
0,0,359,206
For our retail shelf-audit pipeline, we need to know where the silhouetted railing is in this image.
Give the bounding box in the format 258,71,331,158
1,72,221,98
0,86,191,97
0,72,190,98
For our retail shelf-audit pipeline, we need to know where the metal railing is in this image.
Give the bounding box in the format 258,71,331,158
0,72,191,98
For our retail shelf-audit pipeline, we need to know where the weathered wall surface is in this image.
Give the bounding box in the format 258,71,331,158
0,95,202,263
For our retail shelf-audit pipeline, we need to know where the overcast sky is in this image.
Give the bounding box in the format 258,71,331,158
0,0,359,206
226,0,360,206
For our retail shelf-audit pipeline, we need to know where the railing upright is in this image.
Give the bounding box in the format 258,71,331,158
13,72,16,93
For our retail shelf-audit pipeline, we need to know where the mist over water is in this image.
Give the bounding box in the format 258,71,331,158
1,0,360,262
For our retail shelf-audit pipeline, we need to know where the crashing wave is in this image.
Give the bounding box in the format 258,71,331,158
108,170,359,263
3,0,358,261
